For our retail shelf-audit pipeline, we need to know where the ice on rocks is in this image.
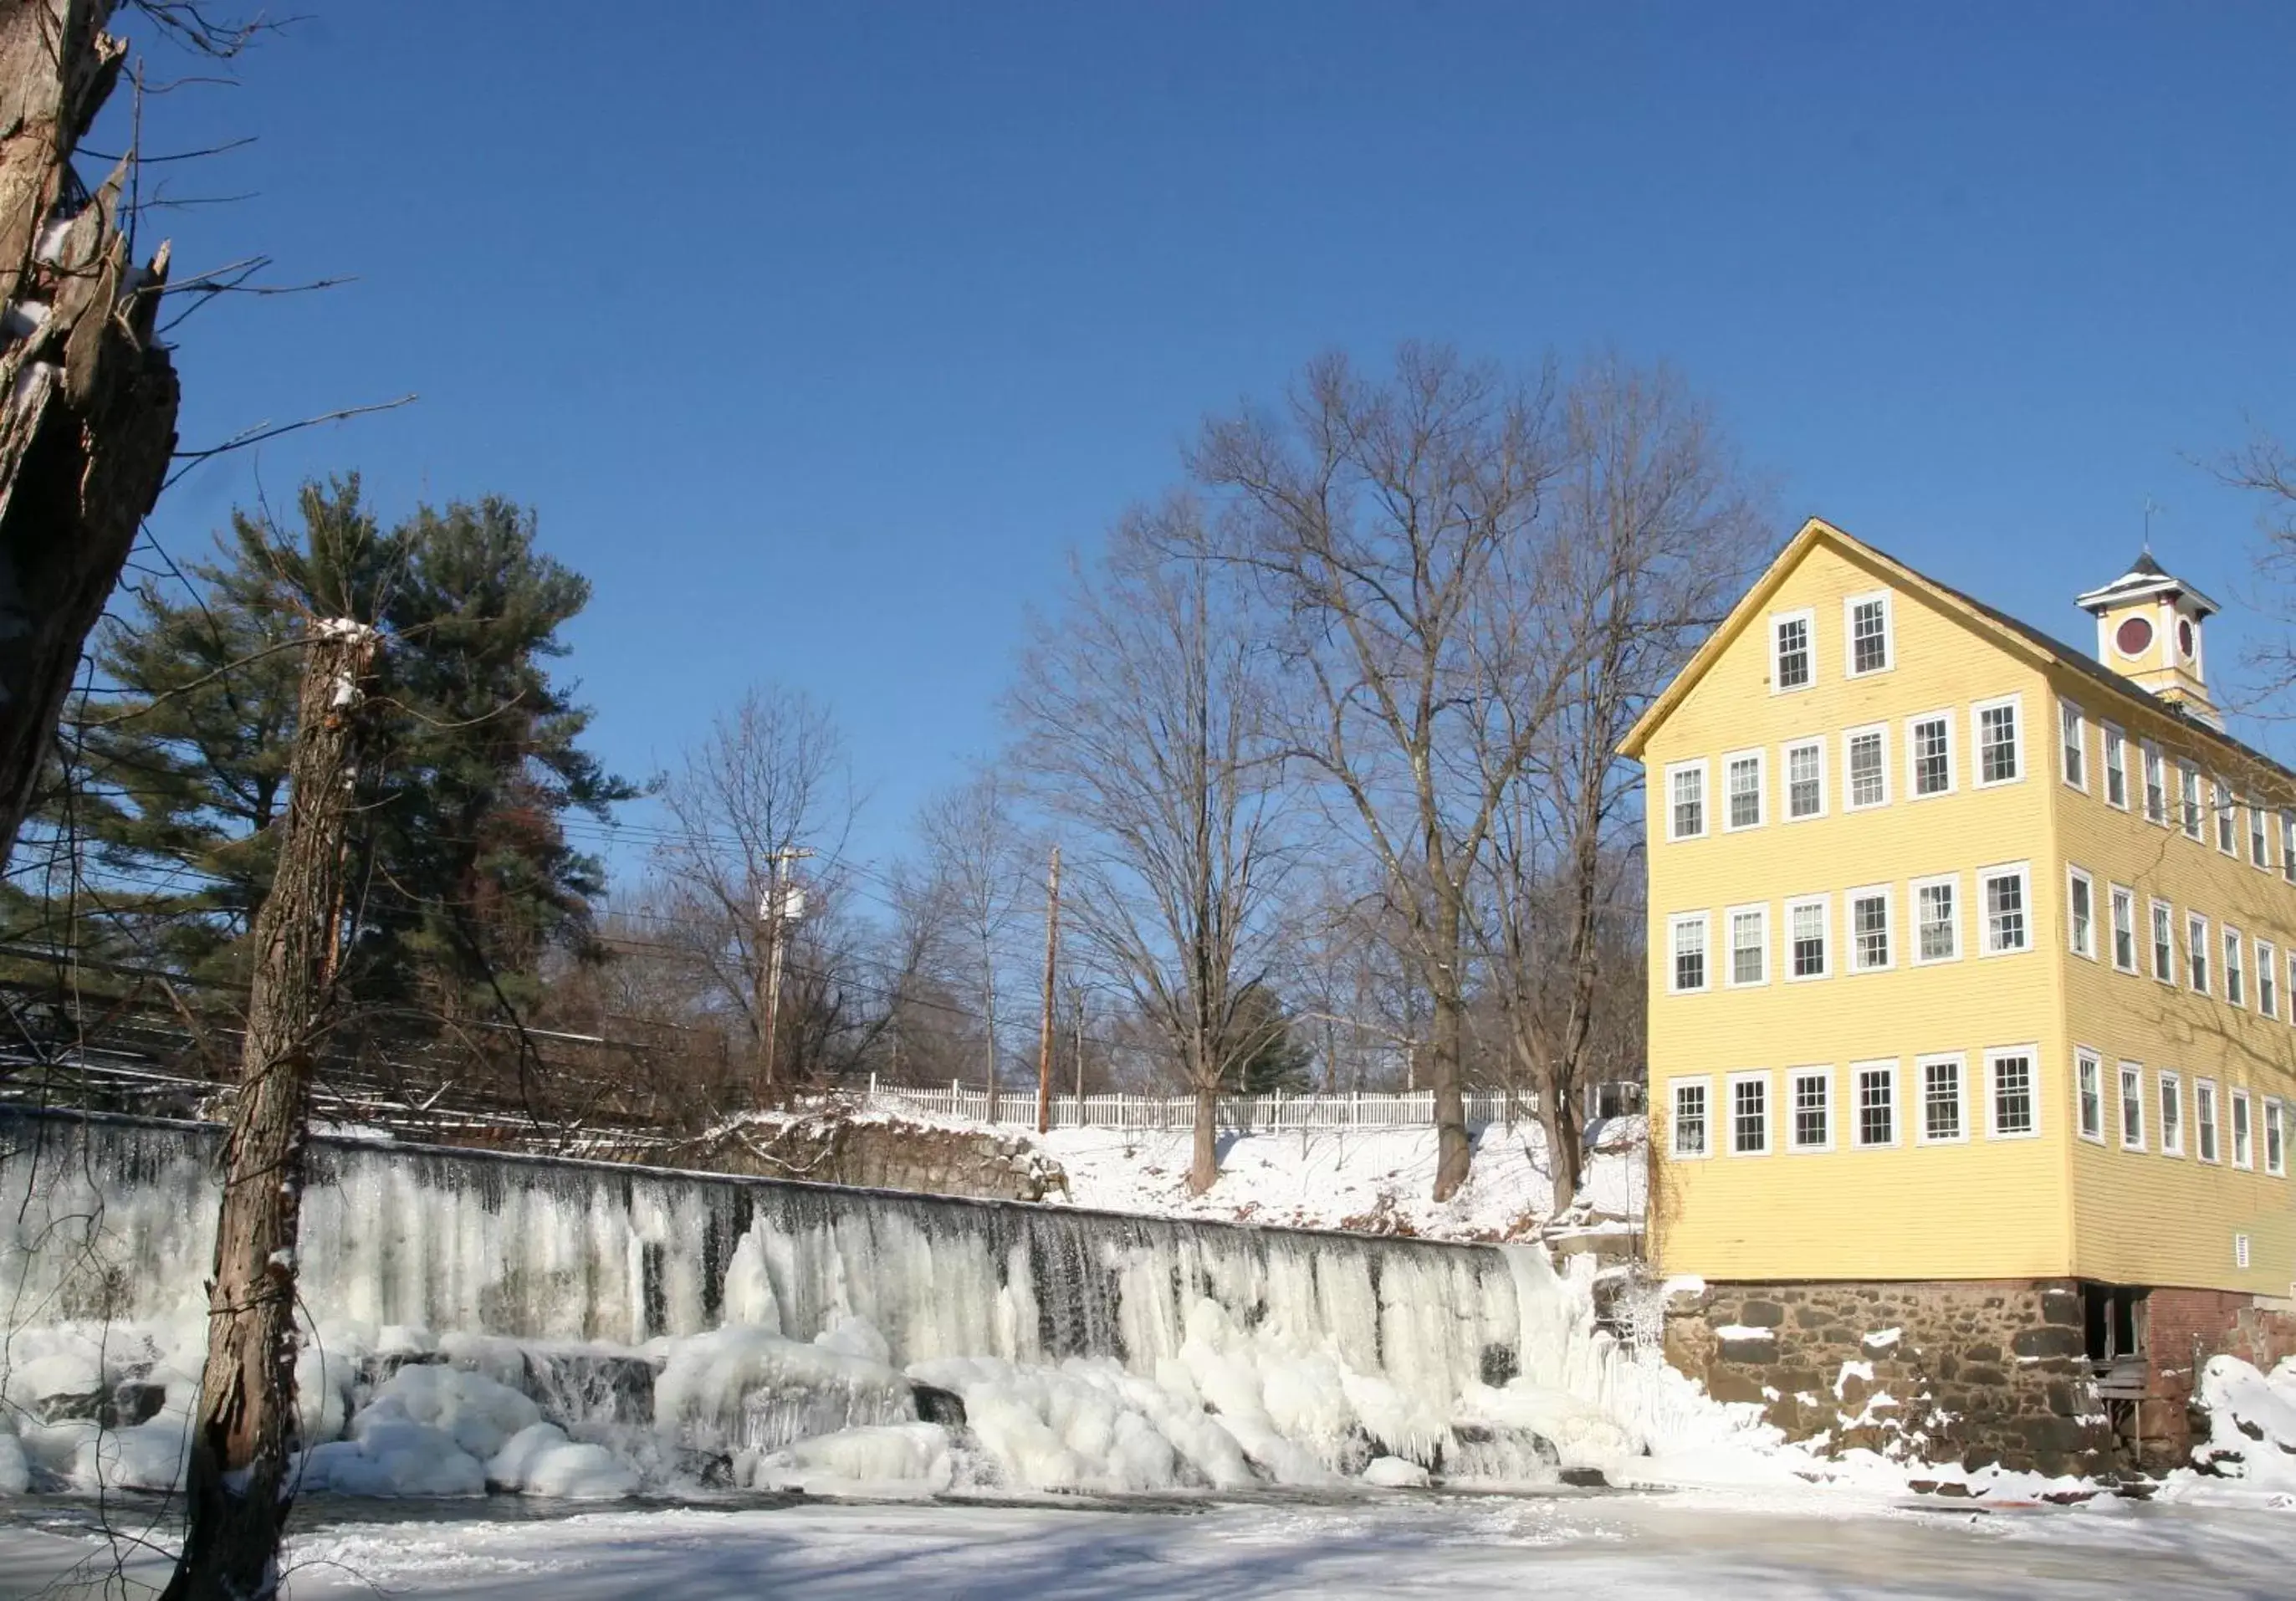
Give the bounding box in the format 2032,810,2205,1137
1361,1455,1430,1487
742,1422,954,1496
652,1324,912,1457
486,1422,640,1498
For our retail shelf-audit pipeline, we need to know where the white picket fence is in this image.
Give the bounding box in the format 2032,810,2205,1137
857,1077,1537,1133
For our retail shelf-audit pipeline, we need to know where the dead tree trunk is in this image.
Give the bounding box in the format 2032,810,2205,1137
0,0,181,865
166,619,378,1601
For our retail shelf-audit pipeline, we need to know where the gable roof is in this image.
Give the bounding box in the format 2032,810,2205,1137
1618,518,2296,792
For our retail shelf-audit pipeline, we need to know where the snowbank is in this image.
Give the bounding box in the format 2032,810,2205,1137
2161,1353,2296,1504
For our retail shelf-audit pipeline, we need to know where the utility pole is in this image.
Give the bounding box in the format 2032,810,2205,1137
1035,843,1061,1134
167,619,378,1601
1071,986,1086,1099
755,846,812,1099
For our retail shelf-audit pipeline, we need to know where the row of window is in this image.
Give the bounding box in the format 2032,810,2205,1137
1665,695,2022,841
2058,698,2296,883
2064,865,2294,1018
1667,865,2029,992
2073,1052,2284,1171
1670,1053,2291,1175
1768,593,1896,693
1669,1051,2039,1158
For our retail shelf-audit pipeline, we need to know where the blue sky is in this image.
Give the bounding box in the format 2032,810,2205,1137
115,2,2296,877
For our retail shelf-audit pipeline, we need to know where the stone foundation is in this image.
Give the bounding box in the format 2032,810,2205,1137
655,1112,1070,1202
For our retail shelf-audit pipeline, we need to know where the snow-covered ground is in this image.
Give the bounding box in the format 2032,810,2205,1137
1042,1118,1646,1241
4,1489,2288,1599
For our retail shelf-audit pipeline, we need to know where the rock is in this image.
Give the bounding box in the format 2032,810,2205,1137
1737,1300,1786,1328
911,1383,968,1429
1558,1465,1608,1488
2011,1326,2082,1360
1718,1336,1777,1363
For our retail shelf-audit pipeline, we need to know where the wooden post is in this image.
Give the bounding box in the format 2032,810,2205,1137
1035,844,1061,1135
166,619,378,1601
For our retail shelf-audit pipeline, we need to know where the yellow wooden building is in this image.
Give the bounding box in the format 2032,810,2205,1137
1622,520,2296,1463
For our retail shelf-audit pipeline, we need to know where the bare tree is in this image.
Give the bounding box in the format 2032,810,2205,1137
0,0,181,865
1480,359,1767,1212
1013,498,1293,1192
2222,432,2296,711
916,768,1030,1117
1194,345,1570,1199
652,685,853,1099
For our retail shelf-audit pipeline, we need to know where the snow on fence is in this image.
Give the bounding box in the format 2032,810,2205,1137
857,1078,1537,1132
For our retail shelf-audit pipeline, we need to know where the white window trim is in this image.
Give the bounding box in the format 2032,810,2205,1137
1842,723,1890,811
2142,740,2168,826
1971,694,2025,790
2065,865,2096,962
2189,913,2212,996
2150,898,2177,985
1846,882,1895,974
1783,893,1831,982
1727,1070,1773,1157
2075,1048,2106,1146
1843,591,1893,678
1722,747,1767,833
2101,723,2130,811
2119,1061,2147,1153
2283,810,2296,883
2058,699,2088,793
1667,911,1711,995
1663,759,1709,843
1984,1046,2043,1141
2263,938,2281,1020
1916,1052,1971,1147
2196,1077,2222,1164
2251,796,2272,872
1977,860,2033,957
1905,708,1957,800
1669,1076,1714,1161
2181,763,2205,841
2267,1097,2287,1178
2232,1088,2256,1171
2108,882,2138,974
1724,902,1769,990
1850,1058,1900,1149
1787,1066,1835,1153
1770,607,1816,695
2214,778,2238,857
2158,1070,2185,1159
1910,872,1961,965
1780,736,1828,822
2225,924,2247,1010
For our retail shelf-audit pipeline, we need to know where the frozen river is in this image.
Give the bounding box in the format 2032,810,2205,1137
3,1490,2284,1598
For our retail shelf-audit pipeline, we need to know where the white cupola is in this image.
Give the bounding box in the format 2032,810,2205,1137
2074,551,2219,724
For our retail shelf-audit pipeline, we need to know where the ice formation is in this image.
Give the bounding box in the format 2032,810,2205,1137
0,1108,1734,1501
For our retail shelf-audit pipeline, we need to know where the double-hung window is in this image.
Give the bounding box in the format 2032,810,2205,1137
2197,1078,2222,1163
1789,1067,1832,1152
2066,867,2095,960
2268,1099,2287,1177
1849,886,1892,972
2189,913,2212,995
2284,811,2296,883
1846,593,1891,676
2226,927,2247,1008
1731,1072,1771,1155
1844,725,1888,810
1727,905,1768,987
1914,875,1959,963
1783,738,1825,821
1669,913,1709,994
2252,799,2270,869
1981,864,2030,954
1787,895,1829,980
2058,701,2087,790
2233,1090,2254,1169
2215,780,2237,855
2109,885,2137,973
2120,1061,2145,1150
2102,724,2128,809
1772,611,1813,692
1987,1049,2038,1138
1920,1055,1966,1143
1670,1079,1710,1159
1666,761,1707,841
2160,1071,2184,1156
2181,765,2203,841
2262,940,2279,1020
1854,1061,1897,1148
2143,741,2167,824
2150,899,2176,984
1974,697,2022,785
2076,1050,2104,1143
1726,750,1765,831
1909,713,1954,798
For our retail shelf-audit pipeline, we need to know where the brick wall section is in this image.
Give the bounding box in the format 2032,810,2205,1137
2144,1287,2296,1438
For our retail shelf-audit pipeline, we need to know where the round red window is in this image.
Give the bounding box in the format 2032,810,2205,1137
2114,615,2155,657
2178,617,2196,659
